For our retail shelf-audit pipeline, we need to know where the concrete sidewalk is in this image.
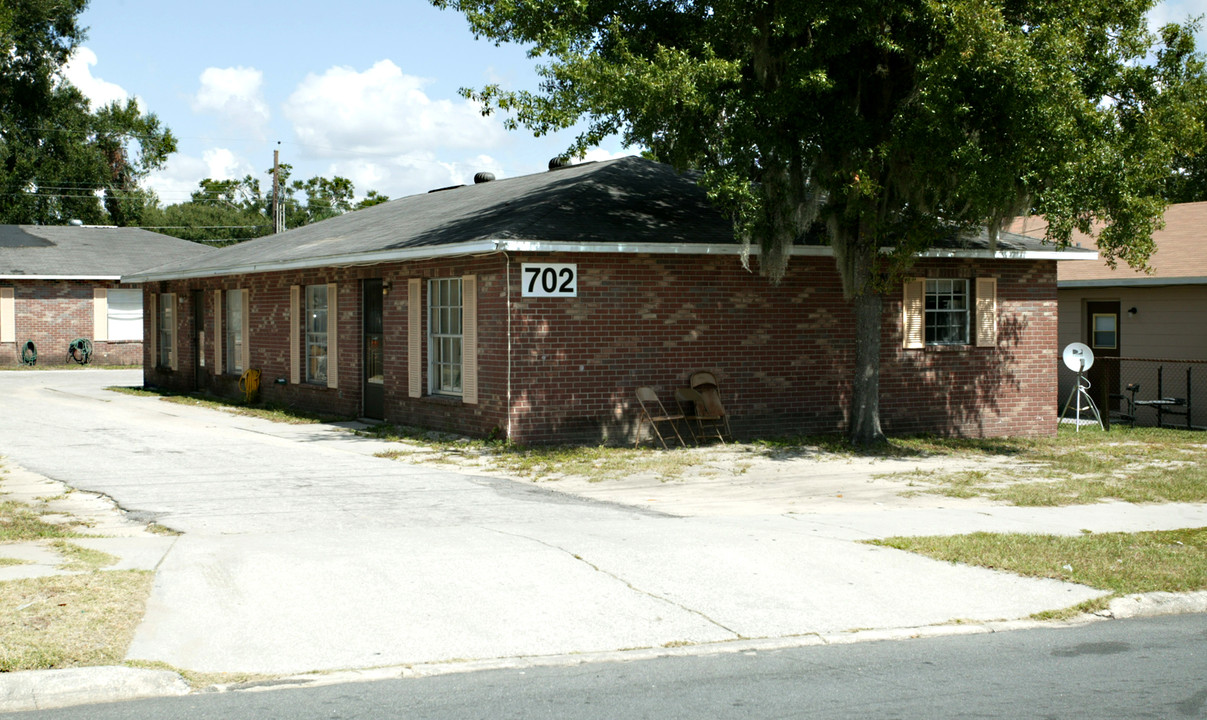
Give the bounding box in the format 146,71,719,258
1,369,1204,712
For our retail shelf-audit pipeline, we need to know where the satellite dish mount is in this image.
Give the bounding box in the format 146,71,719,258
1059,343,1103,431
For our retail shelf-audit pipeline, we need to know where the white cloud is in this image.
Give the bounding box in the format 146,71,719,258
582,147,642,163
283,60,506,157
201,148,254,180
321,152,505,199
145,148,256,204
1148,1,1207,45
192,66,270,136
62,47,131,109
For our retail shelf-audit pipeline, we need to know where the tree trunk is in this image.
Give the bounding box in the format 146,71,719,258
846,246,886,447
849,289,886,446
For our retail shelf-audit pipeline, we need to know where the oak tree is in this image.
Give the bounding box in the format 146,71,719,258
435,0,1207,444
0,0,175,225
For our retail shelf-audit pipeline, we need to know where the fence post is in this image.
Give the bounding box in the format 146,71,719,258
1098,372,1111,431
1157,366,1165,428
1188,366,1194,431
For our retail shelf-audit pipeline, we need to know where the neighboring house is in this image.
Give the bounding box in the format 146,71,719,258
123,157,1096,444
1012,202,1207,421
0,225,214,366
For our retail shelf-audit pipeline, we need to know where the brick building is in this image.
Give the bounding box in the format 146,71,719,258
1,225,213,366
125,157,1095,443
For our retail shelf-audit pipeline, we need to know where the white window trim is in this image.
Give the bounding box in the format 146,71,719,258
428,277,464,396
925,278,971,346
903,276,997,349
301,283,337,388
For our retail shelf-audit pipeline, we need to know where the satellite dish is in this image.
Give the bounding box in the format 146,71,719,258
1062,342,1095,372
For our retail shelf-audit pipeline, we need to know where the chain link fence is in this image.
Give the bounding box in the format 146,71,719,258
1062,357,1206,431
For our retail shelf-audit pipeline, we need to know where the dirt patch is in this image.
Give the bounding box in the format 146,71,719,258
496,445,1016,516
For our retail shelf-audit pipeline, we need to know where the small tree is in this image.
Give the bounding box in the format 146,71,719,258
435,0,1207,444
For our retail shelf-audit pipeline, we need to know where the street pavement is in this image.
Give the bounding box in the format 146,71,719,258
1,369,1205,711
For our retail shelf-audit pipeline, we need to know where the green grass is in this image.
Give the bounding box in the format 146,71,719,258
870,527,1207,617
106,386,348,425
0,500,85,542
886,425,1207,506
49,541,119,571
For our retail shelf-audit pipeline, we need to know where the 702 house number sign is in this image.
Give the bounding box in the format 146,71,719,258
521,263,578,297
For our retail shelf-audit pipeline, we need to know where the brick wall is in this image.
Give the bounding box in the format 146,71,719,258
881,259,1059,437
0,280,143,366
141,252,1058,443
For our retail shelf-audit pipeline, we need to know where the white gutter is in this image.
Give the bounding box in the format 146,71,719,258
0,275,122,281
121,238,1097,283
1060,276,1207,288
915,248,1099,261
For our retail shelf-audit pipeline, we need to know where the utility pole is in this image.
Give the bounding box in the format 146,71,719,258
272,147,285,234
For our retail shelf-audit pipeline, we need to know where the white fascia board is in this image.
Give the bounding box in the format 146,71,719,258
913,249,1099,261
0,274,122,280
492,239,839,256
122,240,505,282
122,238,1094,283
1060,276,1207,288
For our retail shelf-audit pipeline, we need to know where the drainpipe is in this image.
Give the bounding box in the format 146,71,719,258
504,250,513,441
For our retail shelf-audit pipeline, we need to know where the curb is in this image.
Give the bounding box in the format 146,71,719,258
1098,590,1207,619
0,666,189,713
2,591,1203,713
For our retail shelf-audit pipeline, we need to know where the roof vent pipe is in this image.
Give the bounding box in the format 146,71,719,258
474,172,496,184
548,157,573,171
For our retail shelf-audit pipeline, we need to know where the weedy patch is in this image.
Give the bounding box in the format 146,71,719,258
369,425,719,483
0,500,86,542
869,527,1207,618
49,541,119,571
883,426,1207,506
0,571,154,672
124,660,282,691
106,386,347,425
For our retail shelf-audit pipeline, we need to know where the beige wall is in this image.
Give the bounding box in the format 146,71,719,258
1058,285,1207,360
1057,285,1207,423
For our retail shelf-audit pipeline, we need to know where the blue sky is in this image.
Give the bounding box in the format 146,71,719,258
65,0,1207,207
67,0,638,206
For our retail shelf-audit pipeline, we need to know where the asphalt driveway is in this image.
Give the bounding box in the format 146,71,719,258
0,370,1112,675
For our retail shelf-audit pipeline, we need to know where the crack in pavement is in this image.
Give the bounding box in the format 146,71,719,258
484,526,744,640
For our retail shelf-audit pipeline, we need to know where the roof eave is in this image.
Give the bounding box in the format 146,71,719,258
121,240,1092,283
0,274,122,281
914,249,1099,261
1059,276,1207,288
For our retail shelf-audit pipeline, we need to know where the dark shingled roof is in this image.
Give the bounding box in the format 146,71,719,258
127,156,734,280
124,156,1094,282
0,225,214,278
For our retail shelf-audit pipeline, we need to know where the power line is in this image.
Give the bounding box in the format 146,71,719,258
139,225,270,230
